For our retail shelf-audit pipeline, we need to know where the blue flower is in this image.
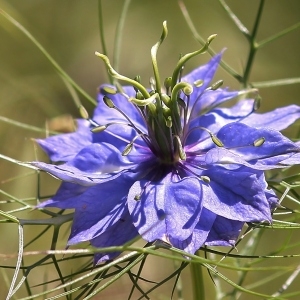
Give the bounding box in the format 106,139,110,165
34,52,300,264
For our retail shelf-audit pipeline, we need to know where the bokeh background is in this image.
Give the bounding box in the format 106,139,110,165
0,0,299,299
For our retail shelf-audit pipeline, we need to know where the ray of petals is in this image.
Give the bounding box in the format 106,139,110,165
242,105,300,131
127,174,203,243
189,88,239,120
32,143,133,186
91,210,139,264
185,100,255,150
204,148,297,170
205,216,244,246
217,123,300,163
202,166,272,222
277,152,300,165
36,119,92,162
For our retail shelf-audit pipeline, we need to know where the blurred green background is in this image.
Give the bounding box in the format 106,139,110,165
0,0,299,299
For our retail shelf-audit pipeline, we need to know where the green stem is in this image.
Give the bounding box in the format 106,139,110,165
190,251,205,300
0,9,97,106
258,21,300,48
242,0,265,87
98,0,113,84
178,0,242,82
113,0,131,72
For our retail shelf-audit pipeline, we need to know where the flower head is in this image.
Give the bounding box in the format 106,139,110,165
34,34,300,263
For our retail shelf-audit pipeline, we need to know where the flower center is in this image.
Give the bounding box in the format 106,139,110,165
94,22,217,167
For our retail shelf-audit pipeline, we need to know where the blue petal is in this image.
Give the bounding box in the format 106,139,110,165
128,174,203,243
188,88,239,120
185,100,255,150
217,122,300,166
36,119,92,162
242,105,300,131
170,208,216,254
68,178,133,244
205,216,244,246
202,166,272,222
32,143,132,186
91,209,139,264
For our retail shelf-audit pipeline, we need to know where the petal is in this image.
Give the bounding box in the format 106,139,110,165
127,178,168,242
128,174,203,243
67,177,133,244
91,209,139,264
188,88,239,120
202,166,272,222
217,122,300,166
32,143,132,186
165,176,203,241
205,216,244,246
36,119,92,162
185,100,255,150
170,208,216,254
242,105,300,131
37,182,88,209
204,148,294,170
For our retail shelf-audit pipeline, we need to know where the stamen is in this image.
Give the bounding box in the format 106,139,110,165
200,176,211,183
253,94,261,112
193,80,204,87
78,105,89,120
129,92,158,106
171,34,217,89
253,137,265,147
211,134,224,147
173,135,186,160
103,96,115,108
102,86,117,95
208,80,223,91
164,77,172,94
122,143,133,156
91,125,107,133
91,122,133,133
78,105,99,128
184,126,224,148
150,21,168,95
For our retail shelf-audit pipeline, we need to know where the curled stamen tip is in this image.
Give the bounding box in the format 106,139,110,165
207,34,217,43
183,85,193,95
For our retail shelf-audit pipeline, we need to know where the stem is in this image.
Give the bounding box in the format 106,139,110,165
242,0,265,87
113,0,131,73
190,251,205,300
98,0,113,84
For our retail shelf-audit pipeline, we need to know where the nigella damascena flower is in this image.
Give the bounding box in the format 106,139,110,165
34,41,300,263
